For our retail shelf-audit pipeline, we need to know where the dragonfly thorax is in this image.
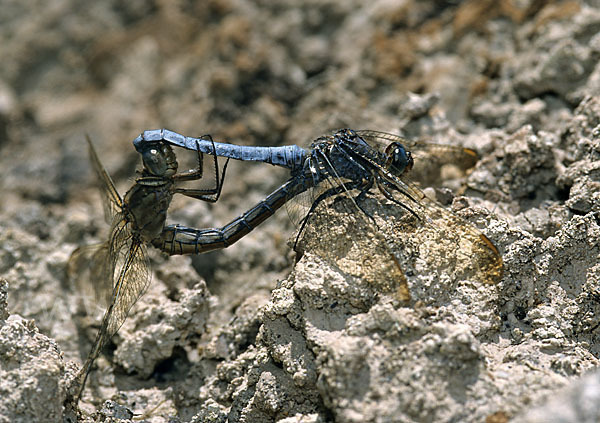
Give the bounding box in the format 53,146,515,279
309,135,374,183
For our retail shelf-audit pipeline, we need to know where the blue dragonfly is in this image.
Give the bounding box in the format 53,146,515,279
145,129,503,299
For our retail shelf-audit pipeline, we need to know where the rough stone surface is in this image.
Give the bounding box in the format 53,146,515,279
1,1,600,422
113,280,211,378
512,369,600,423
0,279,8,322
0,313,65,423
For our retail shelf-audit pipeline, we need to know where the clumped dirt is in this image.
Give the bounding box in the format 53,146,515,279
1,1,600,422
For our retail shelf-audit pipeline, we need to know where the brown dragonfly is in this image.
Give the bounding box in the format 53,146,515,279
67,135,229,402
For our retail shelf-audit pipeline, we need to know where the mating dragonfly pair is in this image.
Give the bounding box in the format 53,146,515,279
67,128,503,402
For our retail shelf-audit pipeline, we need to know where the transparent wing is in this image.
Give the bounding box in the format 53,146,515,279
285,182,316,228
105,216,151,337
86,135,123,224
287,158,410,302
67,241,113,319
76,215,151,394
357,131,503,285
357,130,479,187
381,171,503,285
296,194,411,302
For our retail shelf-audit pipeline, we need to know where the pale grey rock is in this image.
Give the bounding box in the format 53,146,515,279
114,282,210,378
0,279,7,322
513,370,600,423
0,315,65,423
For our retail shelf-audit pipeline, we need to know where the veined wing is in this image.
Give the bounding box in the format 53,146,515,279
295,195,411,303
69,137,126,321
77,214,151,396
86,135,123,224
287,146,411,303
356,131,503,285
67,241,113,320
104,215,151,337
74,142,151,401
356,130,479,188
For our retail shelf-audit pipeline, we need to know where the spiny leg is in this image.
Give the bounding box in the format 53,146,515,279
174,137,230,203
353,176,374,208
375,176,420,220
293,178,371,249
171,139,206,181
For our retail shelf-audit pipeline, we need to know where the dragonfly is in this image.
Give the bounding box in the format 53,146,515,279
67,135,229,402
148,129,503,300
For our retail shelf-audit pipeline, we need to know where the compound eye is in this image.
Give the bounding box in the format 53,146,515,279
385,142,413,176
141,145,168,176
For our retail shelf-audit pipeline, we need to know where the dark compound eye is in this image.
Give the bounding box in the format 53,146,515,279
140,143,168,176
385,142,413,176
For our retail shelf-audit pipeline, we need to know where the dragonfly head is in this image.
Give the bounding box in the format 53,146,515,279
385,142,414,176
139,142,178,177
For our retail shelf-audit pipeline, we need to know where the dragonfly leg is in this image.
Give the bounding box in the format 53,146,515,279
173,137,230,203
352,177,377,224
293,179,371,249
172,139,205,181
353,176,374,205
375,176,420,220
